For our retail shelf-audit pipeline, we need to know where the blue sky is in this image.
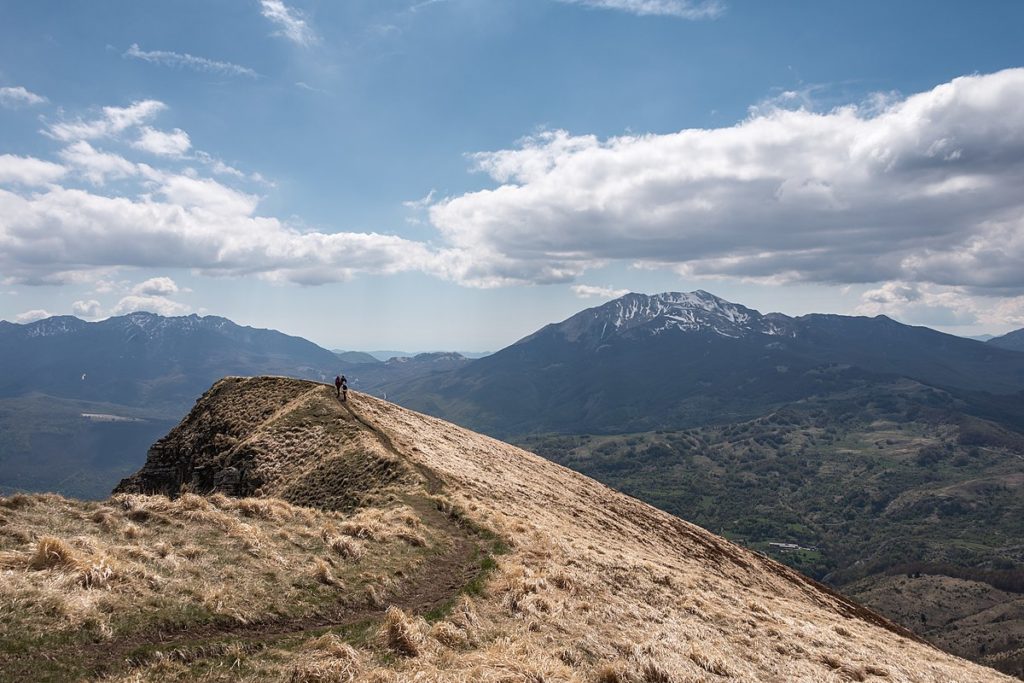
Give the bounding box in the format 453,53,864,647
2,0,1024,350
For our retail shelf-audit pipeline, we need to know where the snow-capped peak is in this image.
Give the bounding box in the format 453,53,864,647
21,316,86,338
551,291,794,344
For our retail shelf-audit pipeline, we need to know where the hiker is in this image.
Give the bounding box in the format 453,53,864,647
334,375,343,397
340,376,349,402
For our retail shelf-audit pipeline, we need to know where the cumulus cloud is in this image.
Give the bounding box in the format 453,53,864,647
0,154,66,186
111,294,191,317
71,299,102,318
555,0,723,19
430,68,1024,294
0,86,47,108
0,181,449,287
58,141,137,185
572,284,631,299
855,281,1024,329
260,0,318,46
132,127,191,157
46,100,166,142
123,44,258,78
14,309,52,323
3,91,448,286
131,276,179,296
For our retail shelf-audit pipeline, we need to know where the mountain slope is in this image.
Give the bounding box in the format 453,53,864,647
990,328,1024,352
385,291,1024,436
332,350,382,364
1,376,1007,681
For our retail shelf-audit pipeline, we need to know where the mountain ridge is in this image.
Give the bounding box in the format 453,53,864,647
383,290,1024,437
990,328,1024,352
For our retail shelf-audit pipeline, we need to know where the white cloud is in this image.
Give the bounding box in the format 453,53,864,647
556,0,723,19
71,299,102,318
93,279,123,294
0,86,47,108
46,100,166,142
430,68,1024,294
192,151,248,179
3,87,443,287
157,174,259,216
260,0,318,46
0,154,66,186
111,294,191,317
0,182,448,287
132,276,179,296
132,127,192,157
295,81,329,94
572,284,630,299
855,281,1024,329
403,190,436,210
123,44,259,78
58,141,137,185
15,309,52,323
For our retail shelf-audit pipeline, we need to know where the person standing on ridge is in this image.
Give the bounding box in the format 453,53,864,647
340,376,349,402
334,374,343,398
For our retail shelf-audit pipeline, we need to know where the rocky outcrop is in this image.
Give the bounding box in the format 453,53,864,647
114,376,312,497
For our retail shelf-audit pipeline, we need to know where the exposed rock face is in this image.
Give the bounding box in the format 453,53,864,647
115,376,412,509
115,377,310,497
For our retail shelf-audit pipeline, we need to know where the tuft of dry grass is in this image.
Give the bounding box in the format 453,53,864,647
28,536,79,570
289,634,364,682
0,493,35,509
594,661,633,683
313,558,338,586
429,621,470,649
378,606,422,657
327,535,365,560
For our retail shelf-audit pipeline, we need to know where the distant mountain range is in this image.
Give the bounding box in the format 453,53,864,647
333,349,492,362
338,352,474,392
989,328,1024,352
331,350,381,365
383,291,1024,436
0,312,339,413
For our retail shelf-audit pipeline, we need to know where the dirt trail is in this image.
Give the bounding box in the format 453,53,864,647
57,391,488,681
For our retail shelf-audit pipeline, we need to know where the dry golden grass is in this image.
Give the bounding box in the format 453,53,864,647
378,606,423,657
346,387,1014,683
5,378,1013,682
0,486,437,681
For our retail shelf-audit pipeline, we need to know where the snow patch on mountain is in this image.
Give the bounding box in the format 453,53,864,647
553,291,795,343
